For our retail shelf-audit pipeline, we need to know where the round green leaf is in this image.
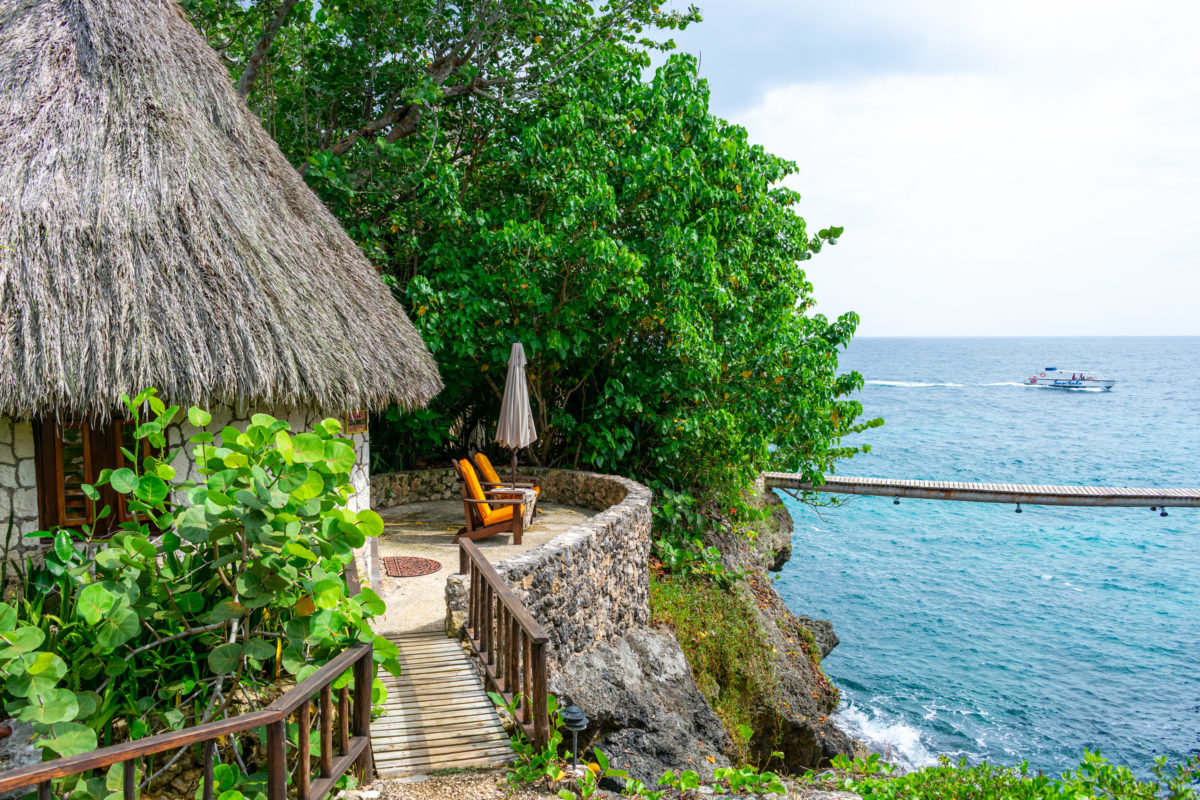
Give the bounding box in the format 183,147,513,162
276,464,309,493
290,433,325,463
208,643,243,674
94,606,139,650
16,687,78,724
291,470,325,502
244,638,275,661
187,407,213,428
36,721,97,757
313,579,343,610
135,474,168,504
358,587,386,616
110,468,138,493
324,440,355,473
0,627,45,653
76,584,115,625
356,509,384,538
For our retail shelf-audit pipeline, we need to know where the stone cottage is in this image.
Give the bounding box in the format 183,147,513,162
0,0,441,555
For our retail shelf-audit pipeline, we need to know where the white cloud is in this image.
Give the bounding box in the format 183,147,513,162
721,1,1200,335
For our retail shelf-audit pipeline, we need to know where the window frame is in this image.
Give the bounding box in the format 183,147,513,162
33,419,157,536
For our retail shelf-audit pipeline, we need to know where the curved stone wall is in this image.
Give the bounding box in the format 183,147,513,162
370,467,653,670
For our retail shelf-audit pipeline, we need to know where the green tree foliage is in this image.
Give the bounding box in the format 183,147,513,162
397,54,875,506
187,1,878,532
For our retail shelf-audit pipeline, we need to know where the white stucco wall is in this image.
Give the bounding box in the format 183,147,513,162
0,407,373,575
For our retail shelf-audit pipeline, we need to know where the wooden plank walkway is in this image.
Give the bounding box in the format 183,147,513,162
372,631,513,777
764,473,1200,508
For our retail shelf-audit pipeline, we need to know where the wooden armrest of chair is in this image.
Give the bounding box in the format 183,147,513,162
481,480,537,489
464,497,525,507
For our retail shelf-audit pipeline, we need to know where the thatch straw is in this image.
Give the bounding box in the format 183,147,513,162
0,0,442,422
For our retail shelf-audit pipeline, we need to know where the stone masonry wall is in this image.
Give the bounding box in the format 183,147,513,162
0,418,40,551
371,467,653,671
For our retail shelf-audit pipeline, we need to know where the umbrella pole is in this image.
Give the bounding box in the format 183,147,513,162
511,451,518,488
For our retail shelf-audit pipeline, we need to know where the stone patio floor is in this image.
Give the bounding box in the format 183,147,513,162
371,499,597,634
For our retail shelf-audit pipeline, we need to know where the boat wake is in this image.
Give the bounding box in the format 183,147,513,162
866,380,966,388
866,380,1026,388
834,702,939,772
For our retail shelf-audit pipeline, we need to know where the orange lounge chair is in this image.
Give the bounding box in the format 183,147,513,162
452,458,524,545
469,451,541,517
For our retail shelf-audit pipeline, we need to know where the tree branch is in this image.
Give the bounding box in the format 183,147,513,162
237,0,301,99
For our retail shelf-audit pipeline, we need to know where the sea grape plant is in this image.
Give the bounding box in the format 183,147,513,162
5,388,397,766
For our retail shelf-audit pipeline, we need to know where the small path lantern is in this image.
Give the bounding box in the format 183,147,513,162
560,704,589,772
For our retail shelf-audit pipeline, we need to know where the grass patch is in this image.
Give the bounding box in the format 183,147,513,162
650,571,778,762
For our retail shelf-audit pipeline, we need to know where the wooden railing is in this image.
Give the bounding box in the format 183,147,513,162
0,642,374,800
458,538,550,748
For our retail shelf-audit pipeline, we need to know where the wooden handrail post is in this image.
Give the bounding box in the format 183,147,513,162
353,645,374,781
508,615,519,700
459,540,468,574
481,584,492,662
298,701,311,800
496,606,506,689
522,634,533,726
338,686,351,756
266,718,286,800
531,641,549,750
320,684,334,777
202,739,215,800
122,759,135,800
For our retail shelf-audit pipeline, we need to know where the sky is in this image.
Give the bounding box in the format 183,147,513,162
658,1,1200,336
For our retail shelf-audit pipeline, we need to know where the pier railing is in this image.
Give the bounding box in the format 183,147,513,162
765,473,1200,509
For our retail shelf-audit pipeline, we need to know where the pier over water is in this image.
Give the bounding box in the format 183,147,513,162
764,473,1200,508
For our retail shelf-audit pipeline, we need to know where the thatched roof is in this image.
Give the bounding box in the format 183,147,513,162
0,0,442,421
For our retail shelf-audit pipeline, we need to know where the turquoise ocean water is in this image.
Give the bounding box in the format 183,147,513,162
777,337,1199,774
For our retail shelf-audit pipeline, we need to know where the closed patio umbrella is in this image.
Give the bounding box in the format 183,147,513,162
495,342,537,484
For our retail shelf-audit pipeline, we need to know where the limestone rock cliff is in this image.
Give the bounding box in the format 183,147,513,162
706,488,855,770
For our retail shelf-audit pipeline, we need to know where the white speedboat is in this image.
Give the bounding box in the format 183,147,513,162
1024,367,1115,390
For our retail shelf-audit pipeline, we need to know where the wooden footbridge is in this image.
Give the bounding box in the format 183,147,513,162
371,631,513,776
765,473,1200,508
370,539,550,776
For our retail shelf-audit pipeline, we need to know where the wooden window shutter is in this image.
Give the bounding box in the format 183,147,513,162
33,420,151,535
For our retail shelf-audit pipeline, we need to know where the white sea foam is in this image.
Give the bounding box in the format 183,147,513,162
834,703,938,771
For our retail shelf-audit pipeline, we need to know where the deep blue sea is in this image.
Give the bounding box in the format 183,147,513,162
776,337,1200,776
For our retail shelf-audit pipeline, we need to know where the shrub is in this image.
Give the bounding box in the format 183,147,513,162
3,389,395,796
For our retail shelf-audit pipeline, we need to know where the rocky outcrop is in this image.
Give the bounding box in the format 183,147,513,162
550,628,733,788
707,489,855,770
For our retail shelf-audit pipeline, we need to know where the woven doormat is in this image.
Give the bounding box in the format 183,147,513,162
382,556,442,578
